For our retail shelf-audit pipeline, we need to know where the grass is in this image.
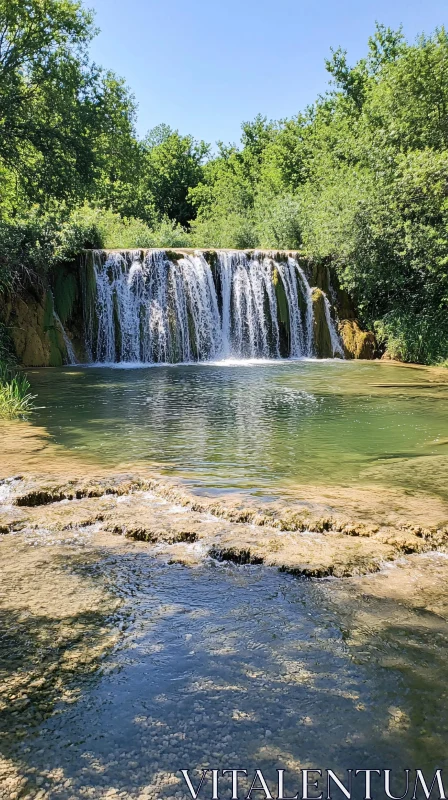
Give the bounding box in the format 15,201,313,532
0,364,36,419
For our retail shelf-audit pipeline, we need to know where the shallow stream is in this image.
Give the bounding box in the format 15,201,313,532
2,524,448,799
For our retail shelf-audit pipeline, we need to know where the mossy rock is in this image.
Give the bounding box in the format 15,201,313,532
296,255,313,282
0,288,70,367
339,319,377,359
336,288,356,320
164,250,187,263
273,268,290,357
53,266,78,324
311,288,333,358
202,250,218,269
43,291,65,366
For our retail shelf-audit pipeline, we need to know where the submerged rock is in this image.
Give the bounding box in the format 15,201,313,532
1,421,448,580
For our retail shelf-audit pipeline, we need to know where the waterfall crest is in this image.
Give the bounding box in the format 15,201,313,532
83,249,343,364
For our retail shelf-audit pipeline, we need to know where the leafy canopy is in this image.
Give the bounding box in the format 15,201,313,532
0,0,137,210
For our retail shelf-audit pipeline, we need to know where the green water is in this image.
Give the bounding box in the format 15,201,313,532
28,360,448,495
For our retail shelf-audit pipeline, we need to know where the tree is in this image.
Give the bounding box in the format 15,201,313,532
137,125,210,227
0,0,138,212
189,116,278,247
325,24,405,109
298,27,448,362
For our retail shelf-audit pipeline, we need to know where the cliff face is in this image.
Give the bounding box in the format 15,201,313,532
1,290,67,367
0,250,376,367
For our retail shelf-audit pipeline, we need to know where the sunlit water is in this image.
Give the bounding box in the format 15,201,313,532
3,525,448,798
28,360,448,495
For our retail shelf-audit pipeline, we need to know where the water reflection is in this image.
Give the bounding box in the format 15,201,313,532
28,361,448,495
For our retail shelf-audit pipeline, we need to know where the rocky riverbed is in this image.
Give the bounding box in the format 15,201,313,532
2,519,448,799
2,420,448,798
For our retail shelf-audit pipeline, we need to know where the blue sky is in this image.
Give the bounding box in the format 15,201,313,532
87,0,447,147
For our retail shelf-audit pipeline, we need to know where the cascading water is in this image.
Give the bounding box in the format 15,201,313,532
84,249,343,364
54,312,78,365
218,251,280,359
323,294,344,358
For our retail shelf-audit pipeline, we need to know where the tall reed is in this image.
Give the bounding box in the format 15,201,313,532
0,364,35,419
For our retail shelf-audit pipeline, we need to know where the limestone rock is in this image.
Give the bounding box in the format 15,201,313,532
311,288,333,358
0,290,67,367
338,318,376,360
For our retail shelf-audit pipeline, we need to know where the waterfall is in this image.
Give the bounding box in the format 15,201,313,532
84,249,344,364
218,252,232,357
54,311,77,365
323,294,344,358
218,251,280,359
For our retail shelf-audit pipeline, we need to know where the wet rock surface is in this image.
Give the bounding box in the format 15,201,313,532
2,467,448,578
338,319,376,360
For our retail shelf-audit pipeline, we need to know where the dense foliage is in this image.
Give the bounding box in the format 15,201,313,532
0,1,447,364
189,25,448,363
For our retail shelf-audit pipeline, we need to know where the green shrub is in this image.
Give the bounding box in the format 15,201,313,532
0,207,102,289
69,205,151,249
146,217,192,248
375,311,448,365
190,212,259,249
62,205,192,250
255,193,302,250
0,206,193,291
